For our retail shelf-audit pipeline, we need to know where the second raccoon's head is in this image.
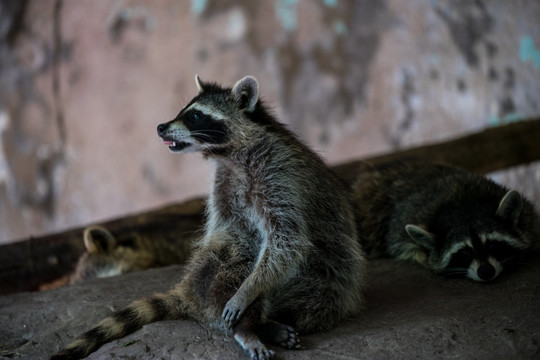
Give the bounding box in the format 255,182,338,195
69,226,154,284
405,190,531,282
157,75,265,156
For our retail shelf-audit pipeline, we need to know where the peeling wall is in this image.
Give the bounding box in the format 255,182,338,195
1,0,539,243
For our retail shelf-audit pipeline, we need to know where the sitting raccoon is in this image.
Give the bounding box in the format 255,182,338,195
351,159,540,282
70,224,198,284
51,76,366,360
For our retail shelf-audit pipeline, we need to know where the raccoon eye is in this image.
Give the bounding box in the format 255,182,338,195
486,241,519,260
455,248,473,260
447,247,474,270
192,111,201,121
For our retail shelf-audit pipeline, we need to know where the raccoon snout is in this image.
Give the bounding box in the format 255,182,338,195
157,123,168,137
477,263,496,281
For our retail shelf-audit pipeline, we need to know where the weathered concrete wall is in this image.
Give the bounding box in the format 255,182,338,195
1,0,539,243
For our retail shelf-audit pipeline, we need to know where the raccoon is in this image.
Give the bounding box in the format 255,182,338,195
69,225,197,284
51,75,366,360
351,159,540,282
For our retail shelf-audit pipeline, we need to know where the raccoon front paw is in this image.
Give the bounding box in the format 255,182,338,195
222,293,249,328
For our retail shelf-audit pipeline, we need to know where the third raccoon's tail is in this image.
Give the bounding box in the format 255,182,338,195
50,291,187,360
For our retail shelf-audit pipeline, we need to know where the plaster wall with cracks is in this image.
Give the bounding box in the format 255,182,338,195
0,0,67,237
0,0,538,243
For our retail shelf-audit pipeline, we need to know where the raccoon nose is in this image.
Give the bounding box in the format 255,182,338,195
157,123,168,136
477,264,496,280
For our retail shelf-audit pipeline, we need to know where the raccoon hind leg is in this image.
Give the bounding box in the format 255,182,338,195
270,273,364,335
256,320,301,350
232,298,280,359
178,241,254,323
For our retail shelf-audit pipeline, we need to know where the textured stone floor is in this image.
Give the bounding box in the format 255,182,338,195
1,256,539,359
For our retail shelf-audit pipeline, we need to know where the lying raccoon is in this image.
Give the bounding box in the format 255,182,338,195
69,224,198,284
51,75,366,360
352,159,540,282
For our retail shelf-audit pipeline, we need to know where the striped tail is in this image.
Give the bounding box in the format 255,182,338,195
50,292,186,360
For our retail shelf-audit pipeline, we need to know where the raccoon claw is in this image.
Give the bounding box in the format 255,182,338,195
248,347,275,360
223,290,252,327
222,306,243,328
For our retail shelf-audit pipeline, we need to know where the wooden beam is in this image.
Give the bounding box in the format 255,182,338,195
0,198,205,295
333,118,540,186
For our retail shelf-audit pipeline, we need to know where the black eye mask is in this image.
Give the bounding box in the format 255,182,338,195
182,110,229,144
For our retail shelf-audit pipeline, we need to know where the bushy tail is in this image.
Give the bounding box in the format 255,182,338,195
50,291,186,360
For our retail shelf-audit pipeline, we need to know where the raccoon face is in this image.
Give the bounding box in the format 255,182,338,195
406,190,530,282
69,226,153,284
156,75,260,155
440,233,526,281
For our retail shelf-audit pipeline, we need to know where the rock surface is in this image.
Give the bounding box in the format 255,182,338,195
1,256,540,359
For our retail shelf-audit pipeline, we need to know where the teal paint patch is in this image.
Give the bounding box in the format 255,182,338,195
333,20,348,35
489,115,500,127
502,112,525,123
429,54,439,65
191,0,208,16
519,36,540,69
275,0,299,32
324,0,338,7
489,112,526,127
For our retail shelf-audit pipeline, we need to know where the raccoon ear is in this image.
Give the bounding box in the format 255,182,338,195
232,75,259,112
405,224,435,250
83,226,117,254
496,190,523,225
195,74,205,93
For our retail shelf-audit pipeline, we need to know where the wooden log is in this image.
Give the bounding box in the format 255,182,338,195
0,198,205,295
1,118,539,295
333,118,540,186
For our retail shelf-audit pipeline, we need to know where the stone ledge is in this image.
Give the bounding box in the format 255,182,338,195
1,256,539,359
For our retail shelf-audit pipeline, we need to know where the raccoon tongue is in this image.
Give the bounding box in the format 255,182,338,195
163,141,176,146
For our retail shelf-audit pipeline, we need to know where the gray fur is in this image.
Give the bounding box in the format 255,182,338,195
69,225,196,284
496,190,523,225
51,76,366,360
351,159,540,282
231,75,259,112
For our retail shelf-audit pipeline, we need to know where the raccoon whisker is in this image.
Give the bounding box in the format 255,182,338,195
198,128,227,133
442,270,468,276
441,268,468,277
190,130,227,138
191,130,227,136
189,131,228,145
502,260,531,268
200,144,219,157
189,133,212,140
500,254,527,266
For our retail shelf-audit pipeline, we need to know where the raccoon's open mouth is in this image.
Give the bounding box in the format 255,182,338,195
162,140,190,152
